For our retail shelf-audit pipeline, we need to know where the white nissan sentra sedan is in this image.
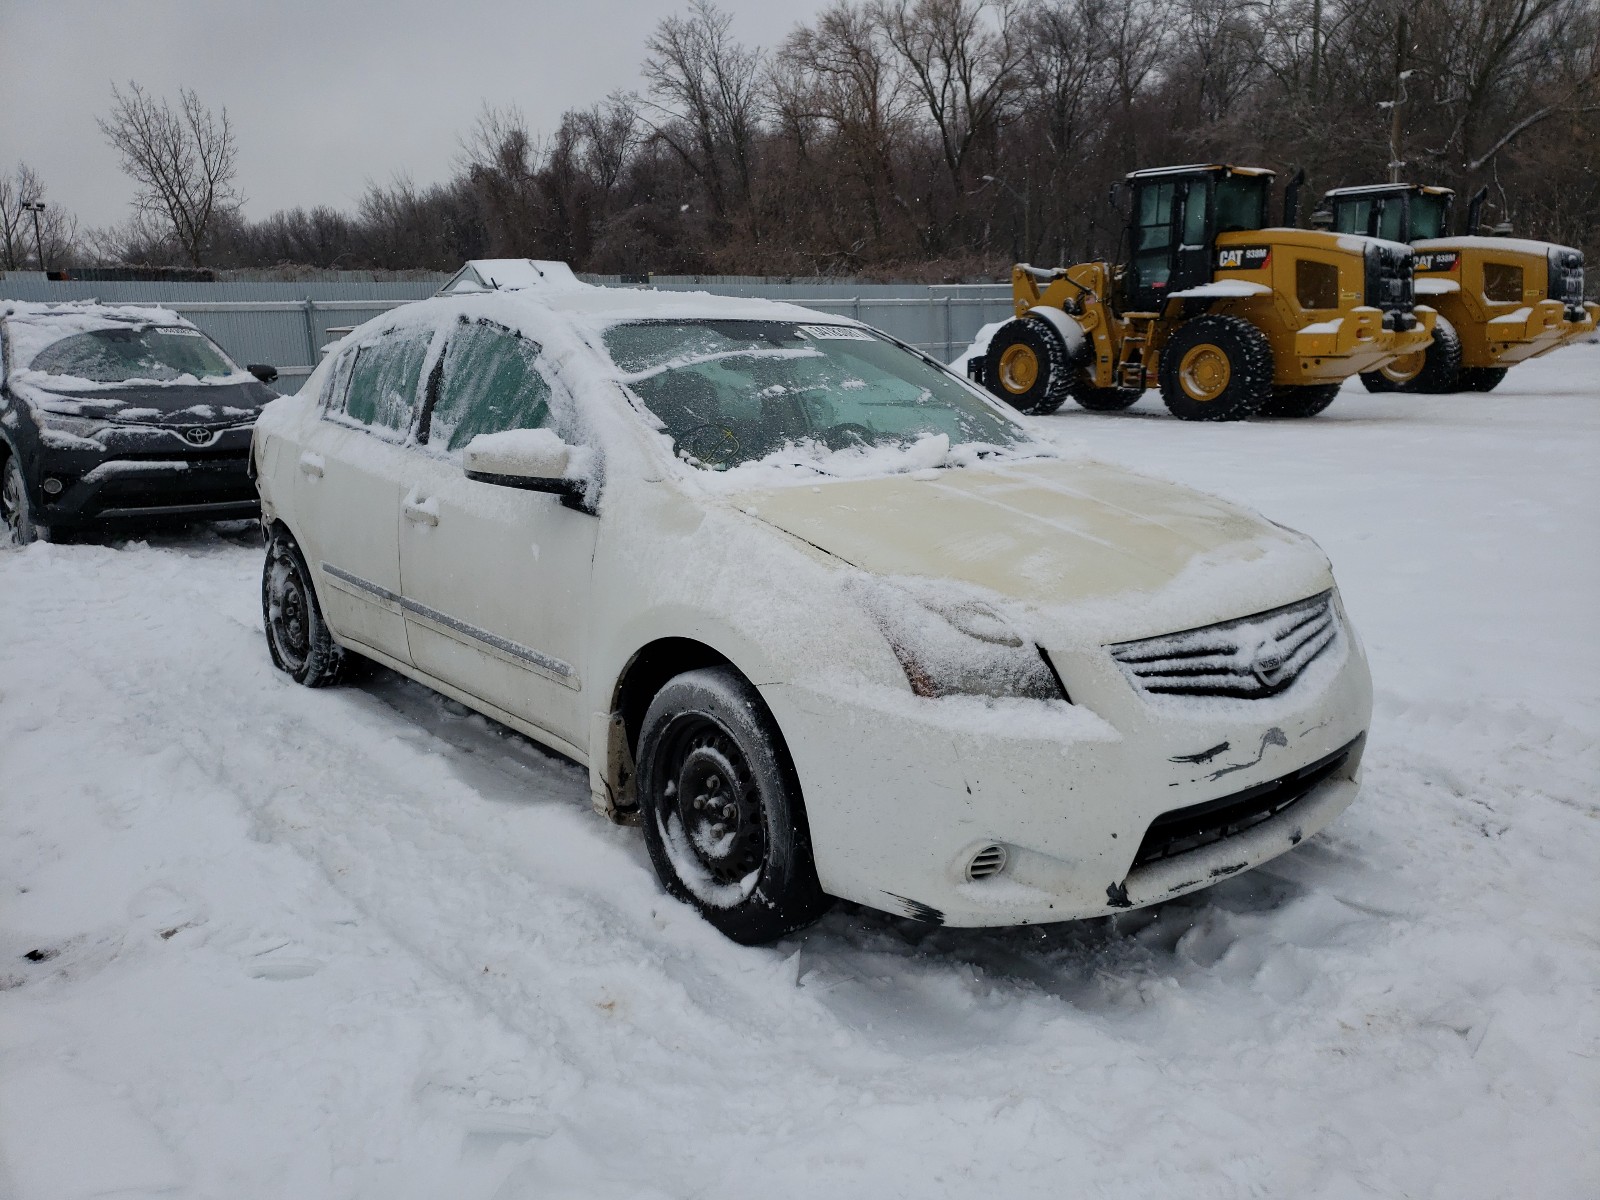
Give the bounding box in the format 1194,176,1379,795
252,260,1372,944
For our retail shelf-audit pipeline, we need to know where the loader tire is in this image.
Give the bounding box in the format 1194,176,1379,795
1259,383,1341,418
1362,315,1462,394
982,318,1077,415
1071,382,1143,412
1458,366,1508,393
1158,316,1273,421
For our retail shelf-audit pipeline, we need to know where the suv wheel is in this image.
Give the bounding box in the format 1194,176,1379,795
262,528,354,687
1,453,47,546
637,667,832,943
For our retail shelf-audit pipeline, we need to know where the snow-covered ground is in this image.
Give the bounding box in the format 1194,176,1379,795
3,347,1597,1199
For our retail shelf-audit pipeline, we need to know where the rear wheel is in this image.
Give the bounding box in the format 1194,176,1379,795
1362,316,1462,394
262,528,354,687
1158,316,1274,421
637,667,831,944
1259,383,1341,418
1459,366,1508,393
981,317,1078,415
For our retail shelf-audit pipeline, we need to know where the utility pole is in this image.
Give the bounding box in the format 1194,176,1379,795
20,200,46,272
1387,10,1411,184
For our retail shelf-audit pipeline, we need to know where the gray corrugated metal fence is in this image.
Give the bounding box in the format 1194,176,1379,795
0,273,1013,391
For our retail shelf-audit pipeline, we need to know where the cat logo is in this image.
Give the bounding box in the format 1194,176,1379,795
1414,251,1460,273
1216,245,1272,270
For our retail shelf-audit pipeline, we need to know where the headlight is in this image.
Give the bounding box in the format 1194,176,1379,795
36,411,108,441
852,579,1067,702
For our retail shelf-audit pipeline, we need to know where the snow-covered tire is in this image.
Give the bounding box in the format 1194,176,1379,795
637,667,831,944
1071,383,1143,412
981,317,1076,415
1459,366,1508,393
1,451,49,545
1363,316,1462,394
262,528,354,687
1158,316,1273,421
1258,383,1341,418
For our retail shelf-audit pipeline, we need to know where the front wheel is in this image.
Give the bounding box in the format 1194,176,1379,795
262,528,355,687
1362,315,1462,394
637,667,831,944
1258,383,1341,418
1158,315,1274,421
1458,366,1508,393
981,317,1079,415
1,453,48,545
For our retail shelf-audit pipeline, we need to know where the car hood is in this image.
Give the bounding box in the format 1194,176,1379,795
726,457,1333,643
16,379,276,428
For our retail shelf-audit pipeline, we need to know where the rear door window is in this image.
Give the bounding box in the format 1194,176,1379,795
330,325,434,439
1483,263,1524,303
422,317,553,454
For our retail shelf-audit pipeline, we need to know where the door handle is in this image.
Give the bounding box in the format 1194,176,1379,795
298,452,325,478
403,497,439,526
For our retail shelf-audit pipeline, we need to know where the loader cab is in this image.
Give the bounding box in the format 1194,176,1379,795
1325,184,1454,244
1123,164,1274,311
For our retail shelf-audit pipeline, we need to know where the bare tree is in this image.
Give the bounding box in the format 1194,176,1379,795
0,163,79,270
642,0,765,217
97,81,242,267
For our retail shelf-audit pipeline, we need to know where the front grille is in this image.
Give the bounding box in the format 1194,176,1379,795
1131,736,1360,868
1109,590,1338,699
966,845,1007,880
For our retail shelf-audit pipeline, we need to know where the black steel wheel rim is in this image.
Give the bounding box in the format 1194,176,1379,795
269,550,311,668
662,716,767,885
1,461,22,536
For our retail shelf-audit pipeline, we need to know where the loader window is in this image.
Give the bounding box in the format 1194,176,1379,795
1215,175,1268,233
1411,194,1449,240
1132,182,1176,293
1296,259,1340,310
1483,262,1524,303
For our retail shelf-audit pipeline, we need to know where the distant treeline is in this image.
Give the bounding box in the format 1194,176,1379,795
60,0,1600,277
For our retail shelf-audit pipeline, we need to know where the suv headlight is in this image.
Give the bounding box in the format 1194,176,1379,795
36,411,109,441
852,579,1067,701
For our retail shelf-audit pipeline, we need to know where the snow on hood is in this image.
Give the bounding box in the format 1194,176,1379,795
725,456,1333,645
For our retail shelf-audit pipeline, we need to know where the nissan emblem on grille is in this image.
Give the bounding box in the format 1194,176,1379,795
1108,591,1339,699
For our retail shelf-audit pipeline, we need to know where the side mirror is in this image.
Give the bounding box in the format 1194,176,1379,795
247,363,279,384
463,429,590,508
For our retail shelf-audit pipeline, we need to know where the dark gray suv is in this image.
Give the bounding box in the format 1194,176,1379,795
0,300,277,542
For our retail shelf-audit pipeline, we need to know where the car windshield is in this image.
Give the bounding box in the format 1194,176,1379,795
25,325,240,383
602,320,1034,471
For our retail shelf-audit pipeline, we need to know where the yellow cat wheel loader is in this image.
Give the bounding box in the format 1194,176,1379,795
1322,183,1599,393
969,163,1437,420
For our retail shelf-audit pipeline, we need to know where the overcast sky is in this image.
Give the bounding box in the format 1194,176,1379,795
0,0,830,232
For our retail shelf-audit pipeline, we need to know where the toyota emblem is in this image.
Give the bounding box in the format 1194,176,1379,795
184,427,214,446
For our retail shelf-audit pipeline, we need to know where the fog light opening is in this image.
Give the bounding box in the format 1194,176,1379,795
42,478,63,495
966,844,1008,881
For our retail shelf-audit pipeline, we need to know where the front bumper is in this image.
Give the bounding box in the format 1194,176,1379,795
34,439,258,526
764,607,1373,927
1292,306,1437,381
1480,299,1600,366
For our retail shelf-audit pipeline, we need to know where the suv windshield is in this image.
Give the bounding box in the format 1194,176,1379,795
26,325,240,384
603,320,1033,470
